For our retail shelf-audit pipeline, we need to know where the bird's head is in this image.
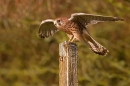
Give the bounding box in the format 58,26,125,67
54,17,68,29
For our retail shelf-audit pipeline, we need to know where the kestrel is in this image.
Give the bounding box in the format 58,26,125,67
38,13,123,56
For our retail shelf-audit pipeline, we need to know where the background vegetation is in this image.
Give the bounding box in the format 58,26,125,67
0,0,130,86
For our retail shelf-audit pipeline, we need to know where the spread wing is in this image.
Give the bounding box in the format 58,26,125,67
38,19,59,38
69,13,124,27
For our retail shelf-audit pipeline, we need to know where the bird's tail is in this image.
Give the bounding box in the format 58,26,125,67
82,29,109,56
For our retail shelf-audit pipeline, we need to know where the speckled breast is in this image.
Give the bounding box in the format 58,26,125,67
61,21,78,35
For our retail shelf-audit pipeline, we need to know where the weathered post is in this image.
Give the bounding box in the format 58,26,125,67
59,41,78,86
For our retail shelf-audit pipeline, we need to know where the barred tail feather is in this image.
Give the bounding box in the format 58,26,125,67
82,29,109,56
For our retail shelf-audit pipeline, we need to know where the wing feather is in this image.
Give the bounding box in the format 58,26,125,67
69,13,124,27
38,19,59,38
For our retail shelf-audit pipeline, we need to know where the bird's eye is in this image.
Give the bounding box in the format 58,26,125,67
57,19,62,26
57,20,61,23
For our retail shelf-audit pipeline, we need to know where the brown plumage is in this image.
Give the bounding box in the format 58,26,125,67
38,13,124,56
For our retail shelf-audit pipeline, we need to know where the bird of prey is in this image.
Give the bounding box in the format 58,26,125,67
38,13,123,56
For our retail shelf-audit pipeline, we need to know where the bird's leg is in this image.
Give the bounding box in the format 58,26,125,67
68,35,74,42
70,38,76,42
67,34,76,42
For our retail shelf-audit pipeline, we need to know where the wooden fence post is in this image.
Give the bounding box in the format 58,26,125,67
59,41,78,86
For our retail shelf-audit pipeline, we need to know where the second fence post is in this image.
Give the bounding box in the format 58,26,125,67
59,41,78,86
